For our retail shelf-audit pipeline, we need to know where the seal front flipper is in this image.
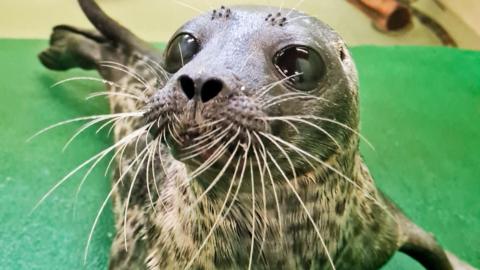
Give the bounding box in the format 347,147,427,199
380,192,477,270
39,25,107,71
39,0,163,74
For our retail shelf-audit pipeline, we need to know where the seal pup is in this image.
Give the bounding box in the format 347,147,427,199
38,0,476,269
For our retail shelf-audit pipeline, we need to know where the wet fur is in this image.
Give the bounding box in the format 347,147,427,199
38,1,475,269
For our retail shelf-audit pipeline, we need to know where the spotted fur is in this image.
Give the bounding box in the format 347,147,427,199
38,2,471,270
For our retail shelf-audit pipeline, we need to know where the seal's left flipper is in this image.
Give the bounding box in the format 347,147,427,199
380,192,477,270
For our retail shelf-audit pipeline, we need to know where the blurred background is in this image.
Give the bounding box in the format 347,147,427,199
0,0,479,49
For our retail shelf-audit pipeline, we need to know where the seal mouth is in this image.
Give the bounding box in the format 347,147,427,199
159,120,262,173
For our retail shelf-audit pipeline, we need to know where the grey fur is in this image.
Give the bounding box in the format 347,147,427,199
38,1,476,269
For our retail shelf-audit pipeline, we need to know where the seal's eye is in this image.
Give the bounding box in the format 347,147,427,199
164,33,200,73
273,46,326,91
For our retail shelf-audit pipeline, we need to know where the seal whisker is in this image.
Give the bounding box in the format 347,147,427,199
170,120,184,143
137,56,169,82
239,52,255,73
99,64,150,92
167,122,182,145
150,138,167,210
62,117,117,152
262,93,329,108
178,43,185,67
278,0,286,13
84,141,152,263
286,15,316,24
254,73,304,99
95,116,124,134
86,91,145,102
266,150,337,270
264,117,342,150
162,127,171,150
190,143,240,208
99,61,150,88
248,156,256,270
27,111,145,142
30,124,150,214
104,136,130,177
184,155,243,270
253,132,284,239
106,117,128,137
286,0,306,17
192,117,226,130
145,136,158,213
143,56,170,81
77,122,155,203
71,126,138,218
63,114,140,152
72,139,124,216
50,76,121,89
187,127,241,181
123,138,156,251
180,124,233,158
253,147,268,261
182,127,222,150
260,132,394,222
172,0,205,14
265,115,375,150
157,130,169,175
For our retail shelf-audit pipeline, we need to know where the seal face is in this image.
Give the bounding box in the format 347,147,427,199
39,2,466,270
146,6,358,175
135,7,372,269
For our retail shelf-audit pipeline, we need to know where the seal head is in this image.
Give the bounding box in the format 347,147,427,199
146,6,359,183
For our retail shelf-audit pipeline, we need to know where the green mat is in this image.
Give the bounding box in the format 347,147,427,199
0,39,478,269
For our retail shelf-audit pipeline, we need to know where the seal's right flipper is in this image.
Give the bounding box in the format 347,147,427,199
39,25,107,71
39,0,163,72
77,0,161,61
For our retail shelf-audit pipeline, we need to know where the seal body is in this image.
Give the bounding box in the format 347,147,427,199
39,1,472,270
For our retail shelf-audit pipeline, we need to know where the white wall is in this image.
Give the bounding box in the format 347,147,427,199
441,0,480,36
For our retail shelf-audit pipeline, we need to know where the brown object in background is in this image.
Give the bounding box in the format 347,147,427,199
348,0,412,32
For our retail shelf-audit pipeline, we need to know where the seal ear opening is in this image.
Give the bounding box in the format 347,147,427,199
78,0,160,56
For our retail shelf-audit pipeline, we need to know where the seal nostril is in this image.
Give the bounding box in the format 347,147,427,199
201,79,223,103
178,75,195,100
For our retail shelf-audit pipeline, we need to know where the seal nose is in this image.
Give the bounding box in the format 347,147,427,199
178,75,224,103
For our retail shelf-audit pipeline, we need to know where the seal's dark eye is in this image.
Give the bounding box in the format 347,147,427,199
164,33,200,73
273,46,326,91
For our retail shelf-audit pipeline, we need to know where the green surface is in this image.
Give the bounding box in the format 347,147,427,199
0,39,478,269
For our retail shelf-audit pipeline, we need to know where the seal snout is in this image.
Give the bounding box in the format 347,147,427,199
178,74,224,103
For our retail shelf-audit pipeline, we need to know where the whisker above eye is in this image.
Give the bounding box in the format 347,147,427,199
285,0,307,17
172,0,205,14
